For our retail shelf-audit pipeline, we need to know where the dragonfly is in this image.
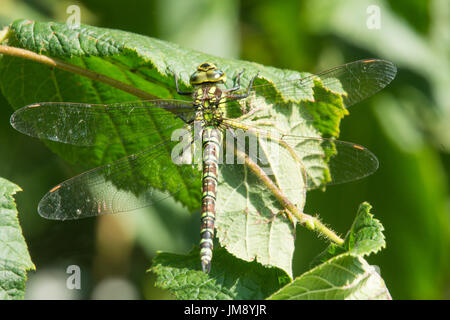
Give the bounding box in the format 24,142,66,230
10,59,396,273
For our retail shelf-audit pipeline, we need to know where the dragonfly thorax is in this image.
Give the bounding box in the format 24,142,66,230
193,85,226,127
189,62,230,126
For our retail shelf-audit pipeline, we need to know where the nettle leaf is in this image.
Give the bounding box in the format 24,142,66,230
0,20,346,278
0,177,35,300
152,203,390,300
268,203,391,300
151,247,289,300
268,255,390,300
311,202,386,266
216,161,297,277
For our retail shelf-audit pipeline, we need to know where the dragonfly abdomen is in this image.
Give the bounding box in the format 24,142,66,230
200,126,222,273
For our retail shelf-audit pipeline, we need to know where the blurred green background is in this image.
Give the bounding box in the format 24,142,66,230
0,0,449,299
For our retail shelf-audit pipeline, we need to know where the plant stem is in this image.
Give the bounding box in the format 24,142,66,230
236,148,344,245
0,44,157,100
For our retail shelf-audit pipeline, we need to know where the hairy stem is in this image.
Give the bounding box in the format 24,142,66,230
236,148,344,245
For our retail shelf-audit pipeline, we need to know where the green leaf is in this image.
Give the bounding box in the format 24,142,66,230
150,247,289,300
0,20,346,276
216,163,297,277
0,177,35,300
312,202,385,265
268,255,390,300
268,203,390,300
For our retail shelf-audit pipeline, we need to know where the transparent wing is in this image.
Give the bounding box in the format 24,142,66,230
38,128,376,220
219,124,378,190
10,99,196,146
280,135,378,189
11,60,395,147
38,133,202,220
222,59,397,114
311,59,396,107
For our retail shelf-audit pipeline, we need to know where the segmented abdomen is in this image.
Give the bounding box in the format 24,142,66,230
200,127,222,273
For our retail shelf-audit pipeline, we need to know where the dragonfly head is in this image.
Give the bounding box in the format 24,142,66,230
190,62,226,85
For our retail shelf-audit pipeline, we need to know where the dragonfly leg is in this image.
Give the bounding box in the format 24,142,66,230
174,73,192,96
227,72,260,100
223,69,245,93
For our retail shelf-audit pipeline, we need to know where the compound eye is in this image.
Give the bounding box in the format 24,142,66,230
190,73,202,84
207,70,224,81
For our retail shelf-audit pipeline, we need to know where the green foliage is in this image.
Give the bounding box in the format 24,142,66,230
0,0,447,301
1,19,342,215
0,19,394,299
0,20,349,279
0,177,34,300
268,202,390,300
268,255,390,300
151,247,290,299
312,202,385,265
152,203,390,300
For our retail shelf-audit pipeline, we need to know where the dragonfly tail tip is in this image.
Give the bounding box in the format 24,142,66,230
201,261,211,274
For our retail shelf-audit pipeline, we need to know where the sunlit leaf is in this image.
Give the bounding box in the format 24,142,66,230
151,247,289,300
268,203,391,300
0,177,35,300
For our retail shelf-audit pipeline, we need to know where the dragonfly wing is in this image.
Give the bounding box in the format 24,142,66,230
316,59,397,108
279,136,378,190
221,59,396,116
10,100,196,146
38,134,202,220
